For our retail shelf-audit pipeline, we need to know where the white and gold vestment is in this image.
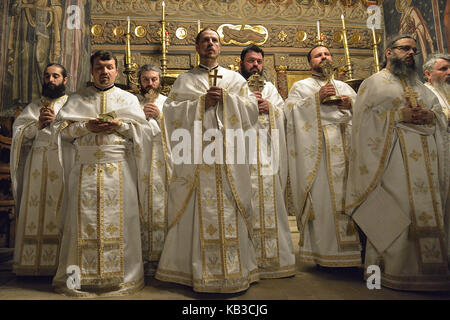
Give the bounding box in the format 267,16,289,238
136,93,172,275
285,77,362,267
50,86,153,297
346,70,450,291
11,95,69,275
155,66,261,293
250,81,295,278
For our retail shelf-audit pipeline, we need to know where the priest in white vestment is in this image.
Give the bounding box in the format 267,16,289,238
11,64,71,275
50,51,153,297
422,53,450,264
346,36,450,291
155,29,260,293
135,64,171,276
284,45,362,268
239,45,295,278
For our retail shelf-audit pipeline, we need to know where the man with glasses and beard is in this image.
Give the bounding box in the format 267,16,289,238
239,45,295,279
11,63,69,276
345,35,450,291
284,45,361,270
135,64,171,277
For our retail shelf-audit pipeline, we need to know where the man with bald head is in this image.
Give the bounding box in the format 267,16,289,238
346,35,450,291
155,28,260,293
284,45,361,269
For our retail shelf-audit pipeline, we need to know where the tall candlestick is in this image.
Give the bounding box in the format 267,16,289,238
161,1,167,76
196,20,201,66
125,17,132,65
371,26,380,73
316,20,321,44
340,14,353,80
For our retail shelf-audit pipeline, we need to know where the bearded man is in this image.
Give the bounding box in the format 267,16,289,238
284,45,361,269
239,45,295,279
346,35,450,291
135,64,171,276
11,63,70,275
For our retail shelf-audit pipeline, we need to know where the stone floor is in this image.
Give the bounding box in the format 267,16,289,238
1,218,450,301
1,261,450,300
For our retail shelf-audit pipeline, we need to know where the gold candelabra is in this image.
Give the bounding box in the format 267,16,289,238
371,26,380,73
340,14,362,91
160,1,169,77
196,19,201,66
124,16,138,91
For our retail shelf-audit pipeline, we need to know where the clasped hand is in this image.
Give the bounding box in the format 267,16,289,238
254,91,269,114
38,107,55,129
401,102,434,125
205,86,223,109
87,119,121,133
143,102,160,120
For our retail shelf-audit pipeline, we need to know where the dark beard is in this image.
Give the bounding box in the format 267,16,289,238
389,55,418,81
42,82,66,99
140,85,161,96
240,65,263,80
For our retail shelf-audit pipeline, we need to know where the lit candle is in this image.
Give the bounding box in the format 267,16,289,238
197,19,201,33
127,16,130,34
316,20,320,43
341,14,345,30
162,1,165,20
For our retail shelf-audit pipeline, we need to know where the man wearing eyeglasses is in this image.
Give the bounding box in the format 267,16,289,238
346,35,450,291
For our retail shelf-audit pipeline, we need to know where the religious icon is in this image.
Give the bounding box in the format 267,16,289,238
320,59,342,104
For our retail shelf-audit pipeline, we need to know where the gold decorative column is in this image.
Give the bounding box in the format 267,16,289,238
275,65,288,100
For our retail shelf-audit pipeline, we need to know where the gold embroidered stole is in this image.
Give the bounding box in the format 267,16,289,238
294,93,323,247
77,91,126,285
323,123,360,248
145,116,169,261
197,88,253,282
250,104,281,268
397,128,448,274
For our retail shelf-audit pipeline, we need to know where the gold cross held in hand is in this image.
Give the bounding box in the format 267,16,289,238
209,69,223,87
248,73,265,92
403,86,419,108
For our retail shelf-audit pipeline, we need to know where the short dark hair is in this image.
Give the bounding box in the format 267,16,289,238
240,45,264,62
381,34,416,68
90,50,118,69
307,45,331,63
45,63,68,78
195,27,220,45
